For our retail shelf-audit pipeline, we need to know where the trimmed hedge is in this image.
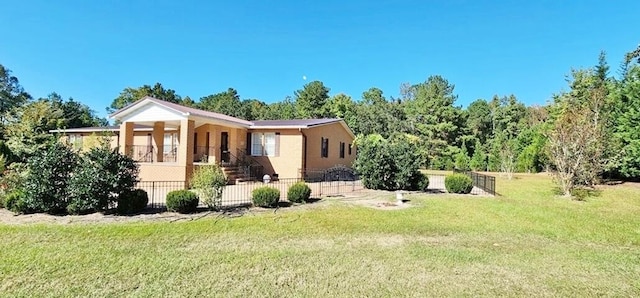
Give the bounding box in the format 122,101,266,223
252,186,280,208
166,190,199,213
287,182,311,203
117,189,149,214
445,174,473,194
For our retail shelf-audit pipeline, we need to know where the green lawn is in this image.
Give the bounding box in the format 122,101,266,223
1,174,639,297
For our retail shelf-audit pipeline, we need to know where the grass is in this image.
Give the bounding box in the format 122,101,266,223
1,174,639,296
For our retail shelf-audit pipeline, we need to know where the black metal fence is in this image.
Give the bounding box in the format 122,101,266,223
455,171,496,195
134,178,365,210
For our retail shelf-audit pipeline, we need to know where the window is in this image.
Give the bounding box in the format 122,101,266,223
250,132,279,156
321,137,329,158
164,132,179,154
339,142,345,158
348,144,352,155
69,134,83,149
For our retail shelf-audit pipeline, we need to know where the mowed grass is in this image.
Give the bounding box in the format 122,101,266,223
1,174,639,297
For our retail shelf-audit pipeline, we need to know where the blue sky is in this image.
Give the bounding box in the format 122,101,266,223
2,0,639,119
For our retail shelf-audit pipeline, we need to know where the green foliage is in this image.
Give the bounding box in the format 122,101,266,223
416,172,430,192
0,64,32,137
294,81,330,118
117,189,149,214
4,189,26,213
166,190,199,213
21,143,78,214
5,100,62,160
445,174,473,194
469,146,487,171
454,147,471,171
109,82,182,113
252,186,280,208
287,182,311,203
67,145,139,214
198,88,244,119
354,134,424,191
610,65,640,178
190,164,227,210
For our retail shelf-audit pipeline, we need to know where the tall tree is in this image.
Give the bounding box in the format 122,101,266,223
465,99,492,144
403,76,463,167
46,93,107,128
198,88,243,118
108,83,182,113
610,60,640,178
0,64,32,137
294,81,330,118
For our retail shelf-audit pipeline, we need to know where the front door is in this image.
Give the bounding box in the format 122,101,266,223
220,132,230,163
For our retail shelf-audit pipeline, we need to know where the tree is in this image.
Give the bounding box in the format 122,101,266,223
547,68,608,196
5,99,64,159
264,97,296,120
325,93,356,119
610,62,640,178
198,88,243,118
294,81,330,118
403,76,463,167
466,99,492,144
0,64,31,137
108,83,182,113
45,93,107,128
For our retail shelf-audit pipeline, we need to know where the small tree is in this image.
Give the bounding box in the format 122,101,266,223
469,147,487,171
454,147,471,171
190,164,227,210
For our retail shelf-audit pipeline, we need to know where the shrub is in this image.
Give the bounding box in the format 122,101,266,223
354,134,424,191
190,164,227,210
4,190,27,213
445,174,473,194
67,145,139,215
252,186,280,208
166,190,199,213
22,142,78,214
287,182,311,203
117,189,149,214
416,173,430,192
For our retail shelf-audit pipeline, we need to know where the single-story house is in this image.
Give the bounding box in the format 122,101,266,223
53,96,356,184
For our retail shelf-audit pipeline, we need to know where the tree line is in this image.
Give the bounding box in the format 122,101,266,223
1,44,639,196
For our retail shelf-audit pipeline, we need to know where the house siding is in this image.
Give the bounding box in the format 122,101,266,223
249,129,304,179
304,122,355,171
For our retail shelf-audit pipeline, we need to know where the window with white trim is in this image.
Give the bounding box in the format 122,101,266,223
164,133,179,154
69,134,83,150
250,132,278,156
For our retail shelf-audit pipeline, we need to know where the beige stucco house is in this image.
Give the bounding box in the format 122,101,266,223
55,97,356,184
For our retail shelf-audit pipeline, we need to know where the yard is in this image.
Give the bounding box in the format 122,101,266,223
1,174,639,296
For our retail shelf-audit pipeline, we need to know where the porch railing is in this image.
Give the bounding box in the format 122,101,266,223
236,148,265,180
194,146,216,163
126,145,154,163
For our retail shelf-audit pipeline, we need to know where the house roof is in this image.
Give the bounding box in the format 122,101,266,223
49,124,177,133
65,97,355,138
110,96,253,127
251,119,342,128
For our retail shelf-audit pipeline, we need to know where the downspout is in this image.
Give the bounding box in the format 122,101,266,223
299,128,307,178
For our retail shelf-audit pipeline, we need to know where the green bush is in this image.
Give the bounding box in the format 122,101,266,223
354,134,424,191
416,173,430,192
445,174,473,194
287,182,311,203
166,190,199,213
22,142,78,214
117,189,149,214
190,164,227,210
4,190,27,213
252,186,280,208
